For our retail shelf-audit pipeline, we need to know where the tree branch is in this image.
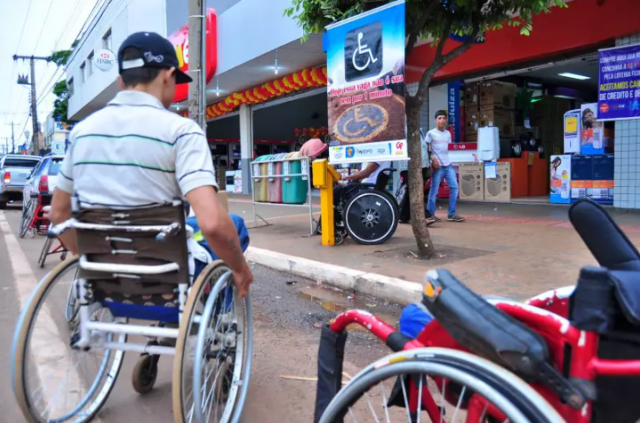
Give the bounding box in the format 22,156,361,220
414,15,480,105
405,0,439,57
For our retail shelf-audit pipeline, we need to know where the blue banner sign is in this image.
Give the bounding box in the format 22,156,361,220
598,44,640,121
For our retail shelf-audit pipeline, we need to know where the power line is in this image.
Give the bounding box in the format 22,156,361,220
32,0,57,55
14,0,35,54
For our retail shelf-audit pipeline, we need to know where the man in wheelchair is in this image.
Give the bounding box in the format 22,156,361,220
10,31,257,423
328,160,403,245
50,31,253,295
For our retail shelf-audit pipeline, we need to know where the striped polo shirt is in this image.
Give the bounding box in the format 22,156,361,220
57,91,218,209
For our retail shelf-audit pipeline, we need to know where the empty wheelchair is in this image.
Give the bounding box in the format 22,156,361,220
314,199,640,423
11,200,253,423
318,168,399,245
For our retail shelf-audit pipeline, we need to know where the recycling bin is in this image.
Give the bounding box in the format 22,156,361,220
267,153,287,203
283,152,309,204
252,155,270,202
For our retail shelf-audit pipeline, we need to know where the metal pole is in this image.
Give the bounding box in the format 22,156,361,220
29,57,39,155
187,0,206,130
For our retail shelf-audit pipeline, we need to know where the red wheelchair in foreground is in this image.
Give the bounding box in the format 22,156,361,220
314,199,640,423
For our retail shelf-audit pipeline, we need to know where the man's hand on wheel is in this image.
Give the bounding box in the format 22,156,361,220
233,262,254,299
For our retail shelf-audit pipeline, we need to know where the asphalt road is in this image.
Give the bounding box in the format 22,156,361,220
0,205,402,423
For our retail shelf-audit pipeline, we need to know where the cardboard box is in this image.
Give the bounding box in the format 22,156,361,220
464,82,480,109
458,163,484,201
479,107,515,137
465,110,481,140
484,162,511,202
570,155,593,202
590,154,614,205
479,81,516,109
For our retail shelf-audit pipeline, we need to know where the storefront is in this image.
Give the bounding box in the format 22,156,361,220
405,0,640,208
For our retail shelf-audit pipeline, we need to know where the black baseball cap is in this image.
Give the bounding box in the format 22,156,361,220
117,32,193,84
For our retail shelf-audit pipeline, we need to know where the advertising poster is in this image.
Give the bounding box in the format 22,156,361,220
326,0,407,164
598,43,640,121
448,81,462,143
549,155,571,204
580,103,605,155
563,109,580,154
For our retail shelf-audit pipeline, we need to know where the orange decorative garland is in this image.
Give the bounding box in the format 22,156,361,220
179,66,327,119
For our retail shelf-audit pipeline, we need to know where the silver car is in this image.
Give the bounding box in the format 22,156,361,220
0,154,42,209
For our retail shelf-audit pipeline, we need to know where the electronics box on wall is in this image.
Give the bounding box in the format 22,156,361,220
484,162,511,203
458,162,485,201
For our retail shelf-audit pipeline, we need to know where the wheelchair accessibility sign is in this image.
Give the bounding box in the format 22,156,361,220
326,0,407,165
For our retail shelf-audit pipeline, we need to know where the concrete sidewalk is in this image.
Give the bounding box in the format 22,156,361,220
237,196,640,303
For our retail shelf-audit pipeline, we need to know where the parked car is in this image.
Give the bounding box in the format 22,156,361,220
23,154,65,208
0,154,42,209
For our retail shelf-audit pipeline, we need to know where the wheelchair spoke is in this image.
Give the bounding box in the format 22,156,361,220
380,383,391,423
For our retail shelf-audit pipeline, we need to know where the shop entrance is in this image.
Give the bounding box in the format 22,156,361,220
455,50,614,205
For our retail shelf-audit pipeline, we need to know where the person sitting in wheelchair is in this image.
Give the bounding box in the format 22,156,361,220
334,160,391,200
50,31,254,295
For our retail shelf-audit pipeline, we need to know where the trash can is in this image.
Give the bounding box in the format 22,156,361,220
267,153,286,203
253,155,270,202
283,152,308,204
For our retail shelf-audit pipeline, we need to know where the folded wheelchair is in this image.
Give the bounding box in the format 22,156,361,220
11,200,253,423
314,199,640,423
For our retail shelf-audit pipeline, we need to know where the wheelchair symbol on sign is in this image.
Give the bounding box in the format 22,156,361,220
352,32,378,71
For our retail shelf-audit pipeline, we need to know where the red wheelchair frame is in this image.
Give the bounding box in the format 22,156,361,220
321,199,640,423
21,194,51,237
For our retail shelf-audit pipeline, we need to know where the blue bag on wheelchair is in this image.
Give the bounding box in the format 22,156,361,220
186,213,250,279
398,302,434,339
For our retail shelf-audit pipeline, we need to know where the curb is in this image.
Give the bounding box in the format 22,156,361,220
245,246,423,305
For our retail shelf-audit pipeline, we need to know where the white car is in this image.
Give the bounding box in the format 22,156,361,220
23,154,65,209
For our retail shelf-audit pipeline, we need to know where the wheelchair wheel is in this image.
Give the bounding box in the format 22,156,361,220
319,348,564,423
19,199,35,239
38,236,53,268
11,257,126,423
344,190,398,245
132,353,159,395
173,261,254,423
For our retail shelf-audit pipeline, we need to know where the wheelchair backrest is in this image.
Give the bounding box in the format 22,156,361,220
75,202,189,297
569,199,640,271
374,168,396,191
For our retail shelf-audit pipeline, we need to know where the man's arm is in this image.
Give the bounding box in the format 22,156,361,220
50,188,78,254
175,121,253,296
343,162,380,182
186,186,250,271
424,131,440,168
50,135,77,253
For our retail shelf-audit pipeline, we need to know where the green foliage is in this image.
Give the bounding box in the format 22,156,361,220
50,40,79,123
52,80,69,123
285,0,567,50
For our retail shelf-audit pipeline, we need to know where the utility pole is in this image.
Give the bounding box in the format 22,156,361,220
14,54,51,155
4,122,18,153
187,0,206,130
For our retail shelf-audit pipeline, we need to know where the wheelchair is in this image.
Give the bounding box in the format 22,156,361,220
314,199,640,423
37,206,70,268
317,168,399,245
11,200,253,423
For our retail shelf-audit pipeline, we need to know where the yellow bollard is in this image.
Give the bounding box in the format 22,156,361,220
312,159,341,246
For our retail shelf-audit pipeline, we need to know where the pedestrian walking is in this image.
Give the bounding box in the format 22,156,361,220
425,110,465,222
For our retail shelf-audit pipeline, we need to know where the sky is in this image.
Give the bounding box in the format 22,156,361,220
0,0,100,152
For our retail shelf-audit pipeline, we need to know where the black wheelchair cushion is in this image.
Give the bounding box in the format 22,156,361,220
569,199,640,271
422,269,549,378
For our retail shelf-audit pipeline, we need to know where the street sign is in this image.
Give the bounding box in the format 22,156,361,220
51,140,66,156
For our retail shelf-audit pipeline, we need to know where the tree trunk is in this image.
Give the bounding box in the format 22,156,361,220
406,98,435,258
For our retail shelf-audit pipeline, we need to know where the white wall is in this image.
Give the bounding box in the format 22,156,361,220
215,0,305,74
67,0,167,120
